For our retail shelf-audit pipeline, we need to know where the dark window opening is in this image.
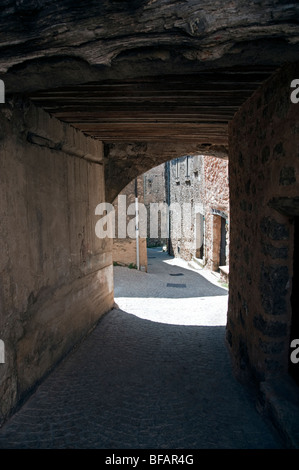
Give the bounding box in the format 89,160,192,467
185,156,190,179
176,159,179,179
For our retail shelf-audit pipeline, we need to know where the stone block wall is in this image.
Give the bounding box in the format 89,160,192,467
0,100,114,424
112,176,147,271
143,163,168,247
168,154,229,270
204,156,229,271
227,62,299,383
169,155,205,260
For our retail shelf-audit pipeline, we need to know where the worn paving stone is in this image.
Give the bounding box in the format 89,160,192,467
0,248,285,449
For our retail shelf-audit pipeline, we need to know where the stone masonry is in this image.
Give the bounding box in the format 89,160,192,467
227,62,299,384
0,99,113,425
112,176,147,272
204,156,230,272
168,154,229,272
143,163,168,247
0,1,299,430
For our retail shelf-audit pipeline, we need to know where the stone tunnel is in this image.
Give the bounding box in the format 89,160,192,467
0,0,299,427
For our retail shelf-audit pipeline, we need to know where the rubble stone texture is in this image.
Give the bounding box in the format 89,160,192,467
227,62,299,382
169,154,229,271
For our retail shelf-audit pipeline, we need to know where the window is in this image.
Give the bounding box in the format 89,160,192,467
185,156,190,179
176,159,179,179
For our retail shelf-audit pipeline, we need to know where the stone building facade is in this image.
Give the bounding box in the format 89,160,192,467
143,163,168,247
113,163,169,269
168,154,229,272
112,176,148,272
204,156,230,272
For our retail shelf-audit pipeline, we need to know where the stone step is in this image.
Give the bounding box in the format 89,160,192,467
191,256,205,268
187,260,202,271
219,265,229,284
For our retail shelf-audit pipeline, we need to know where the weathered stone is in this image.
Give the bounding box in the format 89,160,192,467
0,100,113,425
238,151,244,168
243,246,249,265
262,146,270,164
226,328,233,348
273,142,285,160
268,197,299,217
15,0,42,15
1,1,299,95
228,63,299,382
279,167,296,186
239,339,249,371
112,176,148,271
0,2,299,427
168,154,229,270
105,142,228,203
275,89,292,121
143,163,169,247
253,315,287,338
264,358,282,372
239,309,245,328
262,243,288,260
258,338,285,355
245,180,251,196
260,217,289,241
240,200,247,211
259,264,288,316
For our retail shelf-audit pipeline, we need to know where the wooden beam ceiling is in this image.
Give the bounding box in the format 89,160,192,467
29,69,275,144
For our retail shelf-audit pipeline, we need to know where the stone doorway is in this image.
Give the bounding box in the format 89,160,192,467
212,211,228,271
220,216,227,267
195,212,205,260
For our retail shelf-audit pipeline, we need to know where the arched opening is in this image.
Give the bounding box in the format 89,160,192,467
111,154,229,328
0,3,298,443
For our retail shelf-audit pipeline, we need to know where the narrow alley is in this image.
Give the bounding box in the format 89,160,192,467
0,248,284,449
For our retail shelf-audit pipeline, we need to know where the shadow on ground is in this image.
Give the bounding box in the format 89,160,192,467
0,308,284,449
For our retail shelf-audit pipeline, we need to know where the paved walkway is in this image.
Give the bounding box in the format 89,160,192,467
0,248,285,448
114,248,229,326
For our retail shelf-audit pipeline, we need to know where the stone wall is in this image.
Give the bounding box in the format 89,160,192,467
0,100,114,424
204,156,229,271
143,163,168,247
112,176,147,272
169,155,205,261
168,154,229,271
104,142,228,203
227,62,299,383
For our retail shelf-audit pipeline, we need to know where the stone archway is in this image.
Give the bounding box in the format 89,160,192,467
0,1,299,427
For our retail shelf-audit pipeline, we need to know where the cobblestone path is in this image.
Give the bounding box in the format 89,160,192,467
0,249,284,449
